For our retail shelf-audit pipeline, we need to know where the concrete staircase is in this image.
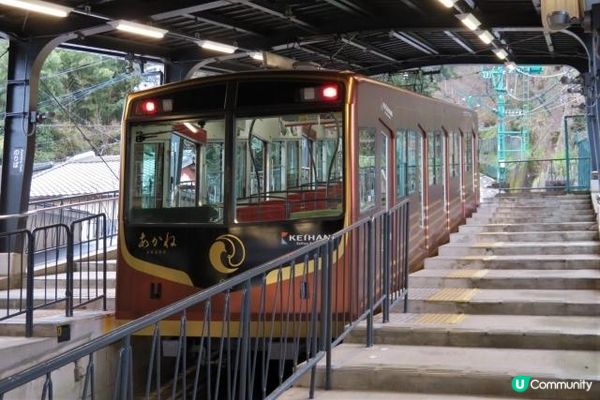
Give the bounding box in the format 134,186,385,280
0,259,116,312
287,193,600,399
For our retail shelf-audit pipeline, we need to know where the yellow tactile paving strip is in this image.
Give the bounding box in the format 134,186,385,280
414,313,467,325
447,269,489,279
427,288,480,302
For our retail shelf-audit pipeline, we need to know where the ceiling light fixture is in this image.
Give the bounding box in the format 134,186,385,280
198,40,237,54
0,0,73,17
456,13,482,31
250,51,264,61
437,0,458,8
492,48,508,60
109,20,167,39
476,30,494,45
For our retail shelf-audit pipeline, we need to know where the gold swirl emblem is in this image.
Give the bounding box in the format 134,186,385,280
208,234,246,274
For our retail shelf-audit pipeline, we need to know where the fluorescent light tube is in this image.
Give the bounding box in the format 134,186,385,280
493,48,508,60
456,13,481,31
198,40,237,54
109,20,167,39
0,0,72,17
250,51,264,61
477,30,494,45
437,0,458,8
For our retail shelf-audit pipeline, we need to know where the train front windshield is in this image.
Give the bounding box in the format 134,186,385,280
126,81,344,225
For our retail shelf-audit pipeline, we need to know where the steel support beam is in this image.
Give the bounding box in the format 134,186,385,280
544,32,555,54
400,0,425,15
0,35,74,231
340,38,397,62
444,31,476,54
150,1,229,21
322,0,373,17
390,31,439,55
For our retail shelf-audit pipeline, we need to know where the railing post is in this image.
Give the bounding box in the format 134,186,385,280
322,240,332,390
239,281,251,400
403,203,410,313
382,212,391,323
101,214,107,311
366,219,374,348
66,225,74,317
25,230,34,337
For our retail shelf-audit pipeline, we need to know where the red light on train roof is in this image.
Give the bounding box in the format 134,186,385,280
141,100,158,114
321,85,338,100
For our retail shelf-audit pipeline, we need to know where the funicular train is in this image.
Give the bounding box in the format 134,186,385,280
115,70,478,330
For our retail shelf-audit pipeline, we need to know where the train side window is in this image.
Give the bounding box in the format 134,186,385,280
395,131,407,199
379,131,388,208
465,133,473,172
449,131,460,177
359,127,376,211
286,141,300,188
407,130,420,195
428,131,443,185
270,141,284,191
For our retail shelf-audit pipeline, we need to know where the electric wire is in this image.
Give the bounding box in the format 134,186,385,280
39,80,120,181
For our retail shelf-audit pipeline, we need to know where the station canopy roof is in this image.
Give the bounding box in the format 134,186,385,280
0,0,589,75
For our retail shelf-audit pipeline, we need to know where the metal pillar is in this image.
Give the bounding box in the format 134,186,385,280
164,59,205,83
589,5,600,186
0,36,71,232
164,61,192,83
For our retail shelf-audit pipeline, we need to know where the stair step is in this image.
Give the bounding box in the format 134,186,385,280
438,241,600,256
281,389,538,400
468,215,596,223
487,204,594,211
473,206,595,217
347,313,600,350
459,222,597,233
482,211,596,219
32,259,117,277
493,197,591,202
75,260,117,272
495,193,590,199
33,272,116,289
425,254,600,269
489,200,593,206
0,288,116,310
299,344,599,399
450,231,599,243
409,269,600,290
407,288,600,316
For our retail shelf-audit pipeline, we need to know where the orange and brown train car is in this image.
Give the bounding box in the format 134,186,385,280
116,70,478,330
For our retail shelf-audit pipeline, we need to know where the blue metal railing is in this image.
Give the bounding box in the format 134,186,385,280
0,213,108,336
498,157,591,192
0,199,410,400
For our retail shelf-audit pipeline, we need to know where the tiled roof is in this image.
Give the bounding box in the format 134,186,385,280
30,152,120,200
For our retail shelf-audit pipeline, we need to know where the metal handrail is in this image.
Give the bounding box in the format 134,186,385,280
0,194,119,221
500,157,589,163
0,199,410,400
29,191,118,206
0,213,109,338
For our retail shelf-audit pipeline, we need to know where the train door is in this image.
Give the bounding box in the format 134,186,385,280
378,122,391,209
443,128,450,234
